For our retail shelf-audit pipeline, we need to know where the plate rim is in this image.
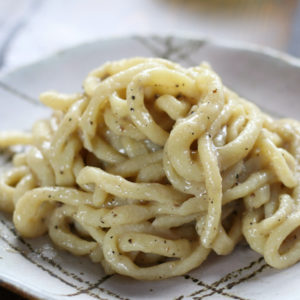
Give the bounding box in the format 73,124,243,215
0,276,43,300
1,33,300,81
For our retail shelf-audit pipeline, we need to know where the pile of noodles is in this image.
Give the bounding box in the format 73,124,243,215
1,58,300,280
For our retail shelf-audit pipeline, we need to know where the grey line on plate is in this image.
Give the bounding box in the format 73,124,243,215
174,296,184,300
189,256,265,298
0,227,80,291
0,81,40,106
182,274,248,300
187,260,271,300
0,218,125,300
2,219,95,286
224,263,270,291
66,275,112,296
0,149,14,165
66,275,129,300
195,264,270,300
133,35,204,66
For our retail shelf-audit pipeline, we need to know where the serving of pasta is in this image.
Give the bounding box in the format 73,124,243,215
0,57,300,280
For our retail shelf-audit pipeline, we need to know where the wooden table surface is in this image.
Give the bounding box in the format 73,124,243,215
0,286,27,299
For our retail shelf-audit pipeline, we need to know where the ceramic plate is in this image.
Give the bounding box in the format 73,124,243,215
0,35,300,300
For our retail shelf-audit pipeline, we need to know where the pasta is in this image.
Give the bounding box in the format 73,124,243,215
1,57,300,280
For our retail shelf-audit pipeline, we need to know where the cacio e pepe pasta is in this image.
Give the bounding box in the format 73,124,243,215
0,58,300,280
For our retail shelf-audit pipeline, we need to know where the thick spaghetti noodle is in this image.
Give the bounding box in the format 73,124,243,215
1,57,300,280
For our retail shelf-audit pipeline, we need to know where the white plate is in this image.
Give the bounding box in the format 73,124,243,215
0,35,300,300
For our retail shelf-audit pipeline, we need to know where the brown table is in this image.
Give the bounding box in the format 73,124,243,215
0,287,26,299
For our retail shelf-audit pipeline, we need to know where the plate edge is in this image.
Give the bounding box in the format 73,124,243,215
1,32,300,81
